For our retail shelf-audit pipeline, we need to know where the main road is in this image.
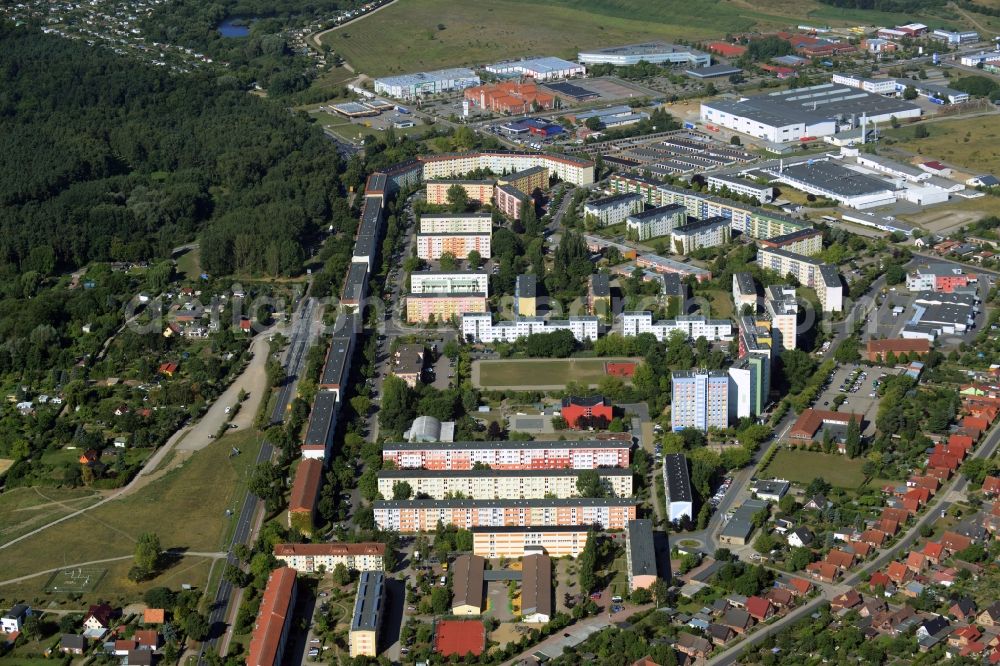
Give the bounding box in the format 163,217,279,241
199,296,323,663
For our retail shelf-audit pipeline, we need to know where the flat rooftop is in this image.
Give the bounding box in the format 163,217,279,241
304,391,338,447
487,56,581,73
378,468,632,479
627,519,657,577
580,41,704,57
777,160,893,197
376,67,478,87
320,334,352,387
351,570,385,632
704,83,920,127
629,203,686,221
663,453,693,503
674,216,730,234
586,192,643,208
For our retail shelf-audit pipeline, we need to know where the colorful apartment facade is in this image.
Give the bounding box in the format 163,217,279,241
373,498,638,532
419,151,595,187
376,469,633,500
382,440,631,470
416,232,492,260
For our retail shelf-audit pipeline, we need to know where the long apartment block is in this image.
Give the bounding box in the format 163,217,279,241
273,543,386,573
419,213,493,234
622,312,732,341
381,439,632,471
419,151,595,186
416,232,492,260
373,497,639,532
376,468,633,500
472,525,590,558
609,172,808,240
756,246,843,312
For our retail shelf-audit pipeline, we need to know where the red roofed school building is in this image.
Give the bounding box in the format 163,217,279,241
560,396,614,429
866,338,930,363
248,567,298,666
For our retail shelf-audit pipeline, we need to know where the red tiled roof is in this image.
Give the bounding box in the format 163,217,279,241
923,542,944,560
881,508,910,524
825,549,855,569
789,409,864,439
789,578,811,595
867,338,930,356
288,459,323,513
746,596,772,620
984,476,1000,495
248,568,297,666
905,551,926,571
941,531,972,552
886,561,910,583
869,571,891,589
143,609,165,624
134,630,158,647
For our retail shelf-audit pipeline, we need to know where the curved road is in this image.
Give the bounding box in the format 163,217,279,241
306,0,398,54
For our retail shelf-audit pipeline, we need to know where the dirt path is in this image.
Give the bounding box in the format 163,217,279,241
307,0,398,54
0,330,275,552
0,551,227,587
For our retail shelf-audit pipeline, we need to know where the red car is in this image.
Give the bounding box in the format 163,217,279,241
589,592,602,601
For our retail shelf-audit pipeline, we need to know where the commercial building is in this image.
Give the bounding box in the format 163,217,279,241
931,29,980,44
405,415,455,443
671,370,730,431
960,52,1000,67
420,151,595,187
830,72,899,96
382,439,630,471
719,499,769,546
416,232,491,260
274,543,386,573
765,160,896,209
373,497,639,532
902,291,978,340
789,408,865,441
464,81,556,114
622,312,732,342
472,526,590,558
521,554,554,623
406,292,488,323
671,216,732,254
451,555,485,615
377,468,633,500
625,519,658,592
461,313,599,343
733,272,758,310
866,338,931,363
757,247,843,312
516,274,537,316
764,285,798,351
663,453,694,522
588,273,611,319
560,395,614,429
700,84,921,142
578,41,710,67
583,193,644,227
609,172,809,240
495,183,532,220
349,571,386,658
374,68,480,99
756,228,823,256
425,180,495,206
419,213,493,234
288,458,323,531
485,56,585,81
248,568,298,666
626,204,687,241
906,264,977,293
855,153,931,183
570,105,650,129
707,174,774,203
634,253,712,282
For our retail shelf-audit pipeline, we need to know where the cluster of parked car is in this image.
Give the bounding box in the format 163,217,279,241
840,369,868,395
708,477,732,508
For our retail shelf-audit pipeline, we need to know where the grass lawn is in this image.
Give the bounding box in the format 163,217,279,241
324,0,956,76
175,247,201,281
884,115,1000,176
0,487,103,547
607,556,629,598
763,449,871,489
474,357,640,388
0,429,263,593
695,288,735,320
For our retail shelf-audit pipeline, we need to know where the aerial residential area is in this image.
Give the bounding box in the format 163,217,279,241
2,0,1000,665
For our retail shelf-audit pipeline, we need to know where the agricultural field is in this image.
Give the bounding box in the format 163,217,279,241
474,357,640,388
0,429,263,602
885,115,1000,176
323,0,954,77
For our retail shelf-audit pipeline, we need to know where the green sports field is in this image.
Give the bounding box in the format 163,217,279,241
763,449,876,489
324,0,946,77
474,357,640,388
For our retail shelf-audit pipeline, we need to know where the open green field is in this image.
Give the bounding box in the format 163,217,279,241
763,449,871,489
0,429,263,598
323,0,952,76
474,357,640,388
696,288,735,320
885,115,1000,176
0,487,103,546
175,247,201,281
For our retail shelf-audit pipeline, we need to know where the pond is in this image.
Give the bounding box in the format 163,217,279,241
217,18,252,38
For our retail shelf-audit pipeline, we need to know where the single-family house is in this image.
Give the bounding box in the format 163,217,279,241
1,604,30,633
675,632,712,659
787,528,814,548
746,596,773,622
59,634,87,655
831,590,862,612
721,608,754,634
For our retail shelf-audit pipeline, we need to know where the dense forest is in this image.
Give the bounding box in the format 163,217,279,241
0,22,346,278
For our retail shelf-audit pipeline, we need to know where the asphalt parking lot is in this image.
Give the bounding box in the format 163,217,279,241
814,363,901,437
